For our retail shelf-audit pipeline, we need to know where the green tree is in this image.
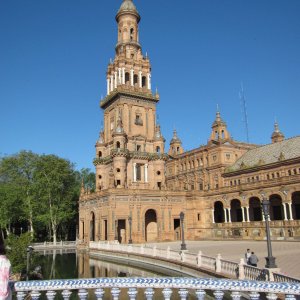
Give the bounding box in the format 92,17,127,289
33,155,78,244
0,151,39,237
79,168,95,192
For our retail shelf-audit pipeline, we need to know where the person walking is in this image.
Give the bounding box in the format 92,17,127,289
249,251,259,267
245,248,251,265
0,242,11,300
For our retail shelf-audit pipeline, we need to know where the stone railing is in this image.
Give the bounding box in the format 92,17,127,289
32,241,76,249
89,242,300,283
14,277,300,299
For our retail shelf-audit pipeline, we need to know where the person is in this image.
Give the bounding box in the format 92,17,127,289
249,251,259,267
245,248,251,265
0,242,11,300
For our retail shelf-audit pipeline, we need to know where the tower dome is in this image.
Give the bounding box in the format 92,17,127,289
116,0,140,22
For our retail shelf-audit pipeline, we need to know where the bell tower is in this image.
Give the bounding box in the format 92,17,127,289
94,0,167,191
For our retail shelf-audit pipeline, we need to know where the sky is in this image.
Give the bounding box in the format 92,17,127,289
1,0,300,171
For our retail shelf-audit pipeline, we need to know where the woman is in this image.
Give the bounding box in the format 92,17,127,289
0,242,11,300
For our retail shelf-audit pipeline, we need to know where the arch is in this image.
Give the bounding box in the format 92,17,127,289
125,72,130,84
145,209,157,242
133,74,138,86
130,28,134,41
156,146,161,153
292,191,300,220
116,141,121,149
214,201,224,223
142,76,146,87
98,151,102,158
269,194,283,220
230,199,243,222
249,197,262,221
90,212,95,241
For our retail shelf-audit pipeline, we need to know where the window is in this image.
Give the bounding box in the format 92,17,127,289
116,168,120,173
288,170,292,176
98,175,102,179
156,146,161,153
116,141,121,149
157,182,162,190
130,28,134,41
226,153,231,160
98,151,102,158
199,183,203,190
198,213,201,221
213,155,217,161
116,180,121,186
110,117,114,131
135,114,143,125
157,171,161,175
136,145,141,152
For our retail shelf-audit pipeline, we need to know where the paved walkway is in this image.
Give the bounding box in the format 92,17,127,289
147,240,300,279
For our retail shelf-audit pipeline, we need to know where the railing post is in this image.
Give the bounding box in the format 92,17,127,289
238,258,245,280
31,291,41,300
213,290,224,300
111,288,121,300
162,288,172,300
231,291,242,300
62,289,72,300
266,293,277,300
249,292,260,300
215,254,222,273
16,291,26,300
78,289,88,300
197,251,202,267
145,288,155,300
195,290,206,300
128,288,138,300
178,289,189,300
46,291,56,300
285,295,296,300
95,288,105,300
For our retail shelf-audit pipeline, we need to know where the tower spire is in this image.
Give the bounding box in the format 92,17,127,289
271,120,285,143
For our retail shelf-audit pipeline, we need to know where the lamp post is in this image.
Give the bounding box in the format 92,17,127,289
180,212,187,251
128,216,133,244
261,199,277,268
26,245,34,281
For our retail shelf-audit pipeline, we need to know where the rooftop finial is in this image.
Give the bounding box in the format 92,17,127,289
216,104,221,121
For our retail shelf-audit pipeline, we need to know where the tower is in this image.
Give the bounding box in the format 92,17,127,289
271,121,285,143
168,130,184,156
94,0,167,191
209,109,231,143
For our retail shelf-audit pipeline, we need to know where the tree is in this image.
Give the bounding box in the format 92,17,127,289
33,155,78,244
79,168,95,193
0,151,39,237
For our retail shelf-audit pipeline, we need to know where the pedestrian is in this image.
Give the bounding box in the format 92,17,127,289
245,248,251,265
249,251,259,267
0,242,11,300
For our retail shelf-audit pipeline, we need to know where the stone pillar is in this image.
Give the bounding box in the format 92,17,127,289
118,68,121,84
130,69,134,86
139,71,142,88
145,164,148,183
107,78,110,95
283,203,288,221
242,207,245,222
122,68,125,84
262,210,265,221
228,208,232,223
246,206,250,222
147,73,151,90
212,209,215,224
288,202,293,220
110,75,114,92
114,72,117,88
133,163,137,182
224,208,227,223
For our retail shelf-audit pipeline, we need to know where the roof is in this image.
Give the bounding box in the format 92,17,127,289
116,0,140,21
227,136,300,172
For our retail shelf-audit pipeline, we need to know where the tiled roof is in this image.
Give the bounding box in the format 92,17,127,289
227,136,300,172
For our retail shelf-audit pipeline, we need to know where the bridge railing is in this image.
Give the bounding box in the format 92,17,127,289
14,277,300,300
89,241,300,283
32,241,76,249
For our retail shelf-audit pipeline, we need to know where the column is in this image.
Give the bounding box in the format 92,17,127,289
228,208,232,223
110,75,114,92
242,207,245,222
147,73,151,90
282,203,288,221
288,202,293,220
212,209,215,224
262,210,265,221
139,71,142,88
107,78,110,95
145,164,148,183
114,72,117,88
122,68,125,84
118,68,121,84
130,69,134,86
246,206,250,222
133,163,137,182
224,208,227,223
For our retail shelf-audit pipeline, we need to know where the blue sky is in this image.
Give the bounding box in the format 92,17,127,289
1,0,300,171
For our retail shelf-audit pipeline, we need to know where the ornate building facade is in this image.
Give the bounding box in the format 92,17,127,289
79,0,300,244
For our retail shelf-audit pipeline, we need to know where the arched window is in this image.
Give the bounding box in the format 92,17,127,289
116,141,121,149
130,28,134,41
125,72,130,84
156,146,161,153
142,76,146,87
98,151,102,158
134,74,138,85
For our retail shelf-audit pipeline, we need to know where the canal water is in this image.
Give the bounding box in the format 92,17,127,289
31,250,227,299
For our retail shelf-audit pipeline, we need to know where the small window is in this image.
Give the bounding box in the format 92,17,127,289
136,164,141,181
135,114,143,125
156,146,161,153
288,170,292,176
213,155,217,161
116,180,121,186
98,175,102,179
294,169,297,175
177,147,180,153
98,151,102,158
276,172,280,178
267,174,270,180
157,182,162,190
199,183,203,190
116,168,120,173
116,141,121,149
197,213,201,221
136,145,141,152
157,171,161,175
226,153,231,160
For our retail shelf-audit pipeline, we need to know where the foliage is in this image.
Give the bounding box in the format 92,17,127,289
5,233,33,274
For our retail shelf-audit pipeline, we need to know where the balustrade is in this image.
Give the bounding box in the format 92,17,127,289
14,277,300,300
